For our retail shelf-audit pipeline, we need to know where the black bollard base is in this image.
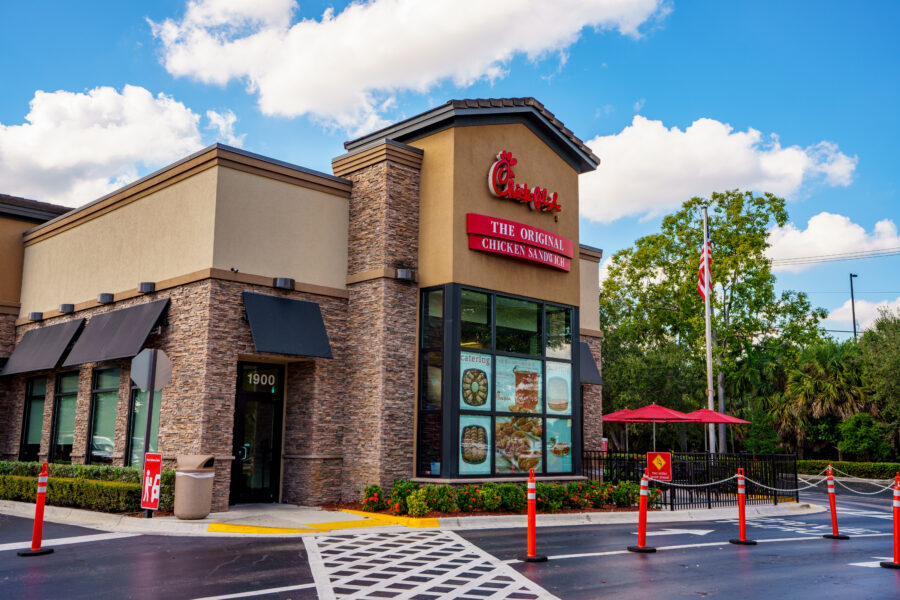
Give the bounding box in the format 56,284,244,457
880,562,900,569
17,548,54,557
520,554,548,563
822,534,850,540
627,546,657,553
729,539,757,545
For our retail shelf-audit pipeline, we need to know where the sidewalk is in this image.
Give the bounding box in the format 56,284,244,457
0,499,825,538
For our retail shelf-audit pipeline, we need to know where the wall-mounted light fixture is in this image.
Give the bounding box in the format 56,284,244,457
59,304,74,314
273,277,295,290
138,282,156,294
28,312,43,322
395,268,415,282
97,293,114,304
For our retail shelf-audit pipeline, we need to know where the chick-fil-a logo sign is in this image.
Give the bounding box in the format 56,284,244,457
488,150,562,213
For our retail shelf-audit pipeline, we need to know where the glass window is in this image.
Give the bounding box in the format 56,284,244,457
423,289,443,349
88,368,119,464
416,411,442,476
546,362,572,415
459,415,491,475
460,290,491,349
545,306,572,359
495,356,542,414
20,377,46,462
51,373,79,463
546,418,573,473
421,352,443,410
460,352,491,412
496,296,541,355
127,388,161,467
495,416,543,474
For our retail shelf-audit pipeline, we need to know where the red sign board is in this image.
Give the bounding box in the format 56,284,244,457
647,452,672,482
466,213,572,271
601,438,608,453
141,453,162,511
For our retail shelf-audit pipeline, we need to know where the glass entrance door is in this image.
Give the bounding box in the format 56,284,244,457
231,363,283,503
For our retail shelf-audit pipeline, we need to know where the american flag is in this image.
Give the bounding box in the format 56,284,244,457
697,219,712,301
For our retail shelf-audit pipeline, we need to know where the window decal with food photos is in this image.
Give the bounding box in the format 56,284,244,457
545,361,572,415
460,351,492,411
495,356,542,414
495,416,543,474
459,415,491,475
546,418,573,472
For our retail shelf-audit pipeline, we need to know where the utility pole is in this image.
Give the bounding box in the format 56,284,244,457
850,273,858,341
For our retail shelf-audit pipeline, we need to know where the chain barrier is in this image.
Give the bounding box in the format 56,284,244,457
833,479,897,495
646,474,738,488
829,466,897,485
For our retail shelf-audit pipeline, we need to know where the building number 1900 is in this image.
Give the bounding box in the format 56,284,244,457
247,372,276,387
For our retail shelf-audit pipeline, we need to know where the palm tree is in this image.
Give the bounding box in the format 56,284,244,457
786,341,867,421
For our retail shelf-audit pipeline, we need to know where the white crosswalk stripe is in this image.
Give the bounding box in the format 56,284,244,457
303,530,557,600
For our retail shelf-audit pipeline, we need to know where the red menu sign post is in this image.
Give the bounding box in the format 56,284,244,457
647,452,672,482
141,453,162,512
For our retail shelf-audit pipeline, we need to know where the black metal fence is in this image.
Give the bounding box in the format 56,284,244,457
583,451,798,510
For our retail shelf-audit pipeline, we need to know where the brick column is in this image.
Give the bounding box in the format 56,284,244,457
581,334,603,450
334,141,423,500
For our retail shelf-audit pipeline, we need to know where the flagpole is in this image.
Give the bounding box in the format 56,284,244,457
702,206,717,454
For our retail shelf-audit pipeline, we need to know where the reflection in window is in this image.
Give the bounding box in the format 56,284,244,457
423,289,443,348
546,305,572,359
52,373,79,463
21,377,46,462
496,296,541,355
421,351,443,410
461,290,491,349
416,411,442,476
127,388,161,467
89,368,119,464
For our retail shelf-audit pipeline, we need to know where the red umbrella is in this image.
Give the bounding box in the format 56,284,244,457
601,408,633,422
607,404,698,451
686,408,750,424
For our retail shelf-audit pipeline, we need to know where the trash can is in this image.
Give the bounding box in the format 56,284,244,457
174,454,216,520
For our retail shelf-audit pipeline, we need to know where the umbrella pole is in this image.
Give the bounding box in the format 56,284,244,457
626,424,629,453
653,421,656,452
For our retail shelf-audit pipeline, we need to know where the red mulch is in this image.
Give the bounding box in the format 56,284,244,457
320,501,647,519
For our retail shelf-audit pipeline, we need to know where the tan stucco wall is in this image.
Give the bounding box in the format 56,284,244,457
412,123,580,306
579,258,600,331
0,216,33,309
212,167,348,291
20,168,218,315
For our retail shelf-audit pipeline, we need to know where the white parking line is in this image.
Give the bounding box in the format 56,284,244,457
0,532,138,552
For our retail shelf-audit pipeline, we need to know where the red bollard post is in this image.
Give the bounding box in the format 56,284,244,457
729,468,757,546
521,468,547,563
880,473,900,569
17,462,54,557
628,470,656,553
823,464,849,540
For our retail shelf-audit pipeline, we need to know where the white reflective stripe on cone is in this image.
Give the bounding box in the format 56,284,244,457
175,472,215,479
527,483,536,490
527,493,536,500
893,500,900,508
640,489,648,496
38,476,48,483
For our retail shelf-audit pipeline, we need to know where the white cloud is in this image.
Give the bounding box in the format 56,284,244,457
580,115,857,223
206,109,245,146
150,0,666,134
598,255,613,282
633,98,645,112
0,86,243,207
828,296,900,331
767,213,900,273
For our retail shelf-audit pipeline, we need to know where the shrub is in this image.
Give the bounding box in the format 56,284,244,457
456,485,482,512
564,482,591,510
0,475,141,512
478,482,503,512
586,481,612,508
535,482,565,512
609,481,640,507
406,489,430,517
422,484,457,513
838,414,893,462
362,484,386,512
0,461,174,512
797,460,900,479
647,486,663,509
497,482,526,512
389,479,419,515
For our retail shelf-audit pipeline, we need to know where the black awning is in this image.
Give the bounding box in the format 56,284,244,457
579,341,603,385
0,319,85,376
243,292,332,359
61,299,169,367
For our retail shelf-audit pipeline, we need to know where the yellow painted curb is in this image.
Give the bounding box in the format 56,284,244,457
305,519,392,531
207,523,320,534
340,509,440,528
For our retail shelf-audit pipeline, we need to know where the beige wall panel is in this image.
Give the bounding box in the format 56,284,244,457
446,123,580,306
20,168,218,314
212,167,348,290
409,129,455,289
0,216,32,306
579,258,601,331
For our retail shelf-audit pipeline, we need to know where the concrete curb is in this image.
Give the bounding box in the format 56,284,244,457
1,499,825,537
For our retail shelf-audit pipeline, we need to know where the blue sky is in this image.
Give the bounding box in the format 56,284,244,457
2,0,898,337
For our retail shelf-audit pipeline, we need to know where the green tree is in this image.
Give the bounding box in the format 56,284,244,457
838,413,892,461
786,340,867,421
859,309,900,452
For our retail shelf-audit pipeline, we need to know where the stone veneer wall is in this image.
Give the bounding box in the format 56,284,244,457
581,334,603,451
0,313,15,358
341,148,421,499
